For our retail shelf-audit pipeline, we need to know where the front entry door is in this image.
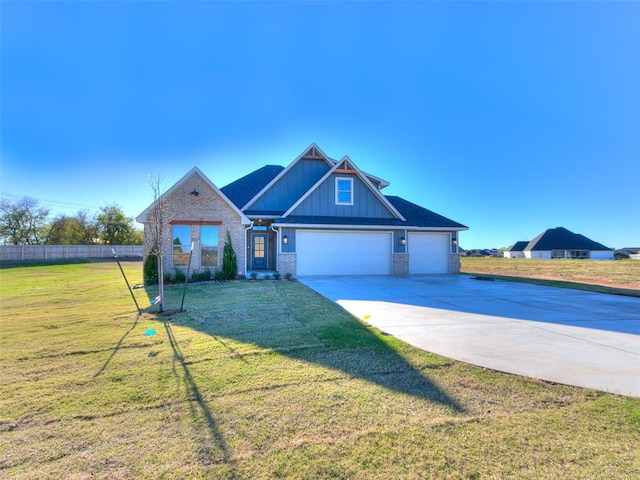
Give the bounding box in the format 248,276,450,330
252,234,267,269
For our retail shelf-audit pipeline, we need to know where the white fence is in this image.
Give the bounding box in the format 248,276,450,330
0,245,143,262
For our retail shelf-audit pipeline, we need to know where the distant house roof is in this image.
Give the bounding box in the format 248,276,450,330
220,165,284,209
505,241,529,252
614,248,640,258
524,227,611,251
276,196,467,230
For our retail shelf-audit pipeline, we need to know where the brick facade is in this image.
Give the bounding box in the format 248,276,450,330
278,252,297,277
142,174,247,274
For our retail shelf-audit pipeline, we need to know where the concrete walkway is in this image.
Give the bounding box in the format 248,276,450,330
298,275,640,397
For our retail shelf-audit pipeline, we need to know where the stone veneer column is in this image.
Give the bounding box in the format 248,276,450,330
393,253,409,275
450,253,461,273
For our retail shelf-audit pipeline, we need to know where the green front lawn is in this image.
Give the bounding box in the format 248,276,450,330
1,262,638,478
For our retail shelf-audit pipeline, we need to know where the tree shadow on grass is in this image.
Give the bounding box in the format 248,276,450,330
164,321,232,465
141,281,465,414
93,316,139,378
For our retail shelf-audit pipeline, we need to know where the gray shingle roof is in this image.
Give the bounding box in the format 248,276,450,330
276,196,467,229
505,241,529,252
386,196,467,229
524,227,611,251
219,164,466,230
220,165,284,209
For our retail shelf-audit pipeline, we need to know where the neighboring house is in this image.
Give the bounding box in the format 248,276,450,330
503,241,528,258
614,248,640,260
505,227,613,260
136,144,468,276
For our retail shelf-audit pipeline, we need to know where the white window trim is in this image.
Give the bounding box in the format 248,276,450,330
335,177,354,206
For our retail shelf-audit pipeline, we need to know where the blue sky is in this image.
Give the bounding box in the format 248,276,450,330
2,1,639,249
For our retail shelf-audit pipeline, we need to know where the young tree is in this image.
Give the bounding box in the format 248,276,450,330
145,174,166,310
0,197,50,245
146,174,165,260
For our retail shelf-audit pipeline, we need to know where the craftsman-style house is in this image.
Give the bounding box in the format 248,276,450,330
136,144,468,276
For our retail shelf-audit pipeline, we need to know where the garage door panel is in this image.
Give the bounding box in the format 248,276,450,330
409,233,450,274
297,231,392,275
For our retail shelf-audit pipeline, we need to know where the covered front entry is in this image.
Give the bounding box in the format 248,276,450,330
296,230,392,276
408,232,450,273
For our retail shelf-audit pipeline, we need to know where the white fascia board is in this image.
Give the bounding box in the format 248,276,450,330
136,166,251,225
282,155,405,221
363,172,390,189
407,226,469,232
246,214,281,220
241,143,335,211
273,223,467,231
274,223,405,231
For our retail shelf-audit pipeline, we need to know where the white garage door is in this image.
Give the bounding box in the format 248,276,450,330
409,233,450,274
297,231,392,275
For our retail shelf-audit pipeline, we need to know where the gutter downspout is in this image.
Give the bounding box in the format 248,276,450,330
270,223,279,273
244,221,254,275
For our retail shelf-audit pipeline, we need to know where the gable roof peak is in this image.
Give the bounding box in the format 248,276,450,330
301,143,331,161
335,155,357,172
241,143,335,210
281,153,406,221
135,166,250,224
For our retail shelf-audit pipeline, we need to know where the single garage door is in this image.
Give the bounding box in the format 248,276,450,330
409,233,450,274
297,231,392,275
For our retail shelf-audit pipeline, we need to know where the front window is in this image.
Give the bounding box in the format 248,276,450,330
201,226,219,267
172,225,191,266
336,177,354,205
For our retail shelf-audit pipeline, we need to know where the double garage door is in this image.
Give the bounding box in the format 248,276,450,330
295,230,451,275
297,231,392,276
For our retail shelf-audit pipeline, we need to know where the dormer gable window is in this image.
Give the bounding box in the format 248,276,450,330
335,177,354,205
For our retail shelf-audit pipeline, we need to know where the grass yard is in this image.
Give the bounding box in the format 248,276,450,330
1,262,639,479
462,257,640,296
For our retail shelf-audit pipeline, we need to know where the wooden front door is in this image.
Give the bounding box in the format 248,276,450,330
252,233,268,269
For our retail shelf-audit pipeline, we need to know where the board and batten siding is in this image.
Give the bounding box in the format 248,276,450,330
249,158,330,212
291,174,395,218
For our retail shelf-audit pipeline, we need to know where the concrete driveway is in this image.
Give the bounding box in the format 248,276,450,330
298,275,640,397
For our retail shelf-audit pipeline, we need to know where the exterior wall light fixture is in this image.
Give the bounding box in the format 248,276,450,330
282,235,288,245
400,236,406,246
